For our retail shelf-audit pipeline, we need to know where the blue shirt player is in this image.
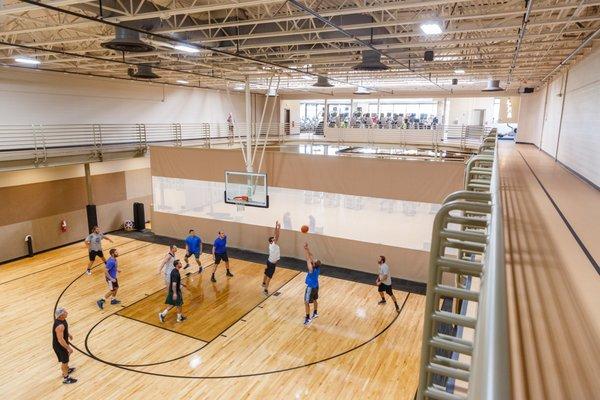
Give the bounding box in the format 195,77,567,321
211,230,233,282
184,229,203,273
303,243,322,326
96,248,121,310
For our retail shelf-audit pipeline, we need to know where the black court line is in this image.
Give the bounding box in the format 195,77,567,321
83,268,299,367
58,251,411,377
0,237,137,286
517,150,600,275
77,290,410,379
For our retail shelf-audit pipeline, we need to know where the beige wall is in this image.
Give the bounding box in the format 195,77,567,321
0,68,264,125
150,146,464,204
517,86,547,145
515,46,600,187
0,158,152,262
555,46,600,187
447,97,495,126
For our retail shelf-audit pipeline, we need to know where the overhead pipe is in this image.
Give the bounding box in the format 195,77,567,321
539,26,600,84
16,0,392,94
506,0,534,85
286,0,450,92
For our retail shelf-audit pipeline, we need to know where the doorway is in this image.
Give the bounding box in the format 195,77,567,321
284,109,290,135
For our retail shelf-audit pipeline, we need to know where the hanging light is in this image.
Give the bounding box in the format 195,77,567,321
482,79,505,92
354,86,371,95
14,57,41,65
313,75,334,87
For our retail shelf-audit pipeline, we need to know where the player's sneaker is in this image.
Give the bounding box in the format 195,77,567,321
158,313,165,323
263,289,269,296
184,263,190,269
303,316,311,326
226,270,234,277
395,304,401,313
68,367,76,374
211,274,216,283
198,266,203,274
378,299,387,305
63,377,77,384
96,299,105,310
110,299,121,305
177,315,187,322
85,269,91,275
312,311,319,319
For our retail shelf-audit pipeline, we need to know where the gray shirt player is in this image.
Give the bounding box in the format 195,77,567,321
86,233,105,252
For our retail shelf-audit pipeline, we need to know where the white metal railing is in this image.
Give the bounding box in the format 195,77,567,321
417,129,510,400
323,124,487,150
0,122,487,168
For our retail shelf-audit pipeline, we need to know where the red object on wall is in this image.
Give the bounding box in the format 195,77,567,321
60,220,67,232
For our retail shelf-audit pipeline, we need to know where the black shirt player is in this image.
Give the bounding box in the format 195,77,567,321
52,307,77,384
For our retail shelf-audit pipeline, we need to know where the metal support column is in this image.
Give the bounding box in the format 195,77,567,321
245,76,253,172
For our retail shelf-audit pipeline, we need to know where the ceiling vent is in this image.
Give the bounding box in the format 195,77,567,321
128,64,160,79
102,27,155,53
424,50,434,62
313,75,334,87
482,79,505,92
452,78,458,85
352,50,389,71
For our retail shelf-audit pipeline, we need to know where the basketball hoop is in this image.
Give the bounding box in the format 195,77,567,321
233,195,249,212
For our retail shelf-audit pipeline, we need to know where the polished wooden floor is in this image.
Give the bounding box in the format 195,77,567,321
0,235,425,399
500,142,600,399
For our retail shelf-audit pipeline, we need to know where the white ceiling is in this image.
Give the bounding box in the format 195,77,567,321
1,0,599,95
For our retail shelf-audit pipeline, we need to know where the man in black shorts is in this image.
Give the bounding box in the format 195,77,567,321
376,255,400,312
159,260,188,323
52,307,77,384
262,221,281,295
211,230,233,282
84,225,113,275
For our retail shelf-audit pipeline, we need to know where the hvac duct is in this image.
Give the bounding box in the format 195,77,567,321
128,64,160,79
313,75,334,87
352,50,389,71
102,26,155,53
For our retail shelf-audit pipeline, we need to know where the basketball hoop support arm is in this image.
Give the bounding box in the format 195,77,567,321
245,75,253,172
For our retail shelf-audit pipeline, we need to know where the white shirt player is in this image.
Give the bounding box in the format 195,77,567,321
379,263,392,286
268,242,280,264
164,252,176,278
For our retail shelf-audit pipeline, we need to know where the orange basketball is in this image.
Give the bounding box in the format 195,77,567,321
301,225,309,233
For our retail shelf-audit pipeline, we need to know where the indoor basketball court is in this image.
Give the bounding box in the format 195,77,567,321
2,1,600,399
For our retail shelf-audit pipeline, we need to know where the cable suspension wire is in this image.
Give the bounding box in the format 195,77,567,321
506,0,533,86
257,76,281,174
16,0,393,94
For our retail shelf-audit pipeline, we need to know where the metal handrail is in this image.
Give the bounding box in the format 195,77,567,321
0,122,491,170
466,147,510,400
417,135,509,400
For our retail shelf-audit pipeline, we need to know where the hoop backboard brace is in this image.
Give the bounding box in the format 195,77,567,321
224,171,269,208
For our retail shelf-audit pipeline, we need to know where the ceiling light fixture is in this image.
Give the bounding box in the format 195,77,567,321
176,80,189,84
14,57,41,65
454,69,465,74
173,44,201,53
354,86,371,95
420,23,443,35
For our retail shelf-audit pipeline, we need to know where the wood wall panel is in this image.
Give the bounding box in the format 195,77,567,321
150,146,465,204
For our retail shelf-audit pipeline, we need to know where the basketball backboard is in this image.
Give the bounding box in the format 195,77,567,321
224,171,269,208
